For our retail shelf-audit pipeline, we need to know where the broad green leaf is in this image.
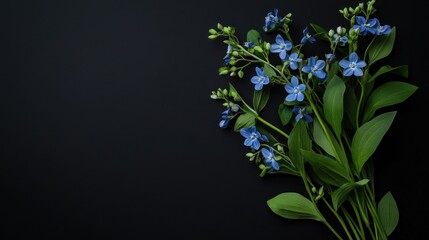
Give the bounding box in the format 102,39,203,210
332,179,369,210
263,63,277,77
253,87,270,114
288,121,312,172
351,111,396,173
278,103,293,126
233,113,255,132
313,118,335,157
323,75,346,138
302,150,350,187
267,192,323,221
247,29,261,45
368,27,396,65
378,192,399,236
327,62,340,83
309,23,329,40
368,65,408,82
362,81,418,123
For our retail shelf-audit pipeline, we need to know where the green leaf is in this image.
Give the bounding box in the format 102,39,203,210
278,103,293,126
288,121,312,172
323,75,346,138
309,23,329,41
378,191,399,236
327,62,340,82
263,63,277,77
257,126,278,144
332,179,369,210
302,150,350,187
313,118,335,157
362,81,418,123
351,111,396,173
247,29,261,45
253,87,270,114
233,113,256,132
368,65,408,83
368,27,396,65
267,192,323,221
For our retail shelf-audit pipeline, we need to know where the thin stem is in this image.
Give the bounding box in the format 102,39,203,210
341,206,363,240
351,200,365,239
256,116,289,139
322,198,353,240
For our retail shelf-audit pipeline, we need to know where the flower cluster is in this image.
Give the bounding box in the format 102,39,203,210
208,0,417,239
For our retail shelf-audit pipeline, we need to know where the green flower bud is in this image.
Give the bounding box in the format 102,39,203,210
348,7,354,14
210,94,218,99
209,29,217,35
354,6,360,13
337,26,342,34
286,13,292,18
276,145,283,152
254,46,263,53
230,72,236,77
208,35,217,39
229,60,237,65
219,69,229,75
259,164,266,170
359,3,364,10
318,186,324,196
265,42,271,51
238,70,244,78
343,8,348,16
328,29,335,37
222,89,228,96
315,195,322,201
230,66,237,72
232,51,239,57
217,23,223,30
246,153,254,158
223,27,231,34
222,102,228,107
311,187,317,193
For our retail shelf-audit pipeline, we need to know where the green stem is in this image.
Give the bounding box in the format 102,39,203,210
354,191,376,240
355,81,365,128
322,198,353,240
256,116,289,139
341,206,363,240
351,200,366,239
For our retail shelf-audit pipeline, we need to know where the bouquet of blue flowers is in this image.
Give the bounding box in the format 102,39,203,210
208,0,417,239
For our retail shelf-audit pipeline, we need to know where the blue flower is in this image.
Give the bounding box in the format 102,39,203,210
339,52,367,77
353,16,377,36
302,57,326,80
263,9,284,32
285,76,306,102
270,34,292,60
223,44,232,65
325,53,335,63
244,41,254,48
261,147,280,171
250,66,270,90
374,19,392,35
219,105,239,128
239,126,268,150
300,27,316,45
334,34,348,46
292,106,313,123
288,52,302,70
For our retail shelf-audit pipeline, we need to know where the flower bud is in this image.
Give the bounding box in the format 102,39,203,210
217,23,223,30
328,29,335,37
223,27,231,34
238,70,244,78
258,164,266,170
246,153,254,158
311,187,317,193
222,89,228,96
208,35,217,39
276,145,283,152
254,46,263,53
232,51,239,57
231,104,240,112
210,94,217,99
209,29,217,35
286,13,292,18
222,102,228,107
230,72,236,77
264,42,271,51
348,7,354,14
219,69,229,75
337,26,342,34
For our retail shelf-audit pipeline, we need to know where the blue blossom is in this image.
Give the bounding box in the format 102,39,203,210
285,76,306,102
223,44,232,65
300,27,316,45
264,9,284,32
218,105,239,128
325,53,335,63
239,126,268,150
292,106,313,123
288,52,302,70
250,66,270,90
374,19,392,35
261,147,280,171
270,34,292,60
244,41,254,48
334,34,348,46
302,57,326,80
353,16,377,36
339,52,367,77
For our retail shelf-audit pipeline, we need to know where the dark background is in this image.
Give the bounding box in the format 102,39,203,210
0,0,426,239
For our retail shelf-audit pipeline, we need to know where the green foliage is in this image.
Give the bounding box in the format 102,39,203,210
267,192,323,221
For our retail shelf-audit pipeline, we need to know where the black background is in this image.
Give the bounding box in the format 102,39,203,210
0,0,427,239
